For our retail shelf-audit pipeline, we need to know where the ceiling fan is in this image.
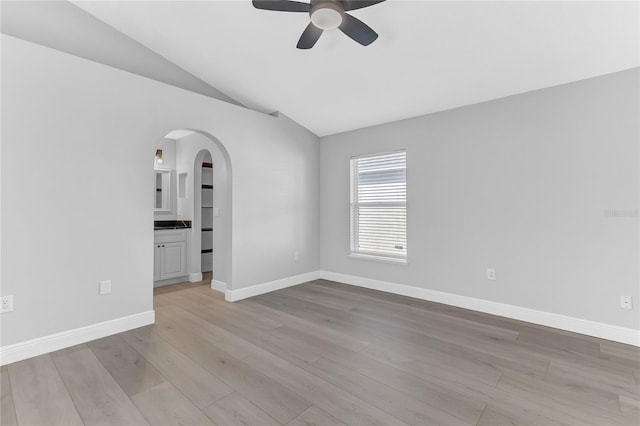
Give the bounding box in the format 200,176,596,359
252,0,386,49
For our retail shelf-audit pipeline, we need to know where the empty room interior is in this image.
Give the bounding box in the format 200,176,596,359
1,1,639,425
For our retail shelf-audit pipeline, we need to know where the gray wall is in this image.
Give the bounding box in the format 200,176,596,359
0,0,242,107
1,34,319,347
320,68,639,329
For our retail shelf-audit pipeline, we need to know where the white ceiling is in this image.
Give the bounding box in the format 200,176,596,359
74,0,639,137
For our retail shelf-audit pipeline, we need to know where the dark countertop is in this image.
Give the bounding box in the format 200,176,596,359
154,220,191,230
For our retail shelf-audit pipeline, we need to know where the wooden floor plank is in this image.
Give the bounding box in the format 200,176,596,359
8,355,83,426
618,394,640,425
152,318,312,424
241,298,371,352
155,304,259,360
131,382,213,426
1,366,18,426
619,393,640,413
360,325,550,375
242,346,411,426
319,348,486,425
516,327,601,357
254,292,376,342
600,341,640,364
497,370,630,425
52,348,148,425
284,282,520,341
306,356,475,425
322,335,585,426
514,331,639,376
162,286,283,331
87,335,166,396
158,301,336,371
175,297,355,369
202,392,280,426
122,326,233,409
286,406,347,426
313,280,526,332
362,341,504,387
476,407,519,426
548,359,639,400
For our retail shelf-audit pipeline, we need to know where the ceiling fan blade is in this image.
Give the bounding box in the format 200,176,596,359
341,0,386,12
297,23,323,49
252,0,310,12
339,13,378,46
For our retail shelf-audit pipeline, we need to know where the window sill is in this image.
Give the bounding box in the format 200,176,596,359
349,253,408,265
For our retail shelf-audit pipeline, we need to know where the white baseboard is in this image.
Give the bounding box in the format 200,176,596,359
0,310,155,366
319,271,640,347
153,276,189,287
226,271,320,302
212,280,227,293
189,273,203,283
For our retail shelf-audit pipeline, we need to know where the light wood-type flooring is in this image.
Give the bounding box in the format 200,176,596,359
2,278,639,425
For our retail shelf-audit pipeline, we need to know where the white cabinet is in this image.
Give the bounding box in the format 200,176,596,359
160,241,187,279
153,244,161,281
154,229,188,281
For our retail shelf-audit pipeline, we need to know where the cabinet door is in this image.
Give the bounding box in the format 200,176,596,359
153,244,162,281
160,241,187,280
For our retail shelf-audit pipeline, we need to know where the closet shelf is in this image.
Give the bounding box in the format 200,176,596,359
201,156,213,273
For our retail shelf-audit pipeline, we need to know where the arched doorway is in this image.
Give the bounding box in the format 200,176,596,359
153,129,232,291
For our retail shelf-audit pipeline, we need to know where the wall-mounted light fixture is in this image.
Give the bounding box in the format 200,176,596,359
155,149,163,164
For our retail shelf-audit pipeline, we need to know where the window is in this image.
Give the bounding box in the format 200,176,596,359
350,150,407,263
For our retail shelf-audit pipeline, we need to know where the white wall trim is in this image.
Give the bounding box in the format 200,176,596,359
225,271,320,302
189,272,203,283
0,310,155,366
154,276,189,288
319,271,640,347
212,280,227,293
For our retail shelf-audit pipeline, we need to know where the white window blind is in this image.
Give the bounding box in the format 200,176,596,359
351,151,407,261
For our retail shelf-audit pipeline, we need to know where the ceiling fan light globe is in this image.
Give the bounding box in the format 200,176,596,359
311,8,343,30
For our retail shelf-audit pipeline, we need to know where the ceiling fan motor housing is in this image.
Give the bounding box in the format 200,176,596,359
251,0,383,48
310,0,345,30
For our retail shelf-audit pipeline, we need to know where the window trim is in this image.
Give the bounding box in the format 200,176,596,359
350,149,407,263
348,252,408,265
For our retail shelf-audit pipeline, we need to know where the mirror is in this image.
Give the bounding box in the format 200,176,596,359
154,169,172,212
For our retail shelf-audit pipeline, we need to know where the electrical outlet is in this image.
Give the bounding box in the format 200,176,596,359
487,268,496,281
99,280,112,295
620,296,633,310
1,296,14,313
293,251,300,261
